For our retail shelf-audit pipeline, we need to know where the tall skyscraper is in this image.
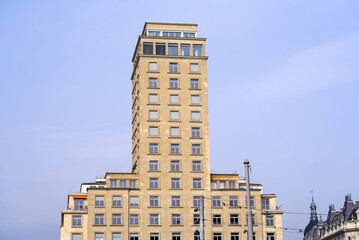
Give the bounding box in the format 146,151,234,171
60,22,283,240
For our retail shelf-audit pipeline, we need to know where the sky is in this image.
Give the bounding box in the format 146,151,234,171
0,0,358,239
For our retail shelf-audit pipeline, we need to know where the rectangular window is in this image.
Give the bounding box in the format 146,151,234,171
262,198,270,210
190,63,199,73
171,161,180,171
72,233,81,240
143,42,153,55
172,196,180,207
191,111,200,121
168,43,178,55
211,181,217,189
193,45,202,56
74,199,84,210
191,95,200,105
149,127,158,137
231,233,239,240
170,111,179,121
120,180,126,188
213,215,222,225
113,196,121,207
267,233,275,240
184,32,195,38
193,196,200,207
130,196,139,207
95,196,104,207
194,214,200,224
129,233,139,240
172,214,181,225
212,197,221,207
147,30,160,36
149,94,158,104
150,214,159,225
193,178,202,189
150,233,159,240
266,216,274,226
192,127,200,138
150,196,159,206
149,78,157,88
230,214,239,225
170,127,179,137
112,214,122,225
112,233,121,240
110,180,117,188
252,214,255,224
170,95,179,104
230,196,238,207
149,160,158,171
172,233,181,240
156,43,165,55
228,181,235,189
181,44,190,56
72,215,81,226
149,143,158,154
149,62,157,72
219,181,226,189
191,79,199,89
192,161,201,171
170,63,178,73
149,110,158,120
130,214,139,225
171,144,180,154
163,31,181,37
171,178,180,189
129,180,136,188
95,214,104,225
250,196,255,207
170,78,178,88
95,233,104,240
150,178,159,189
192,144,201,154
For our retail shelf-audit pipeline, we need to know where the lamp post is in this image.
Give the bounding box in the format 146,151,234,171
244,159,253,240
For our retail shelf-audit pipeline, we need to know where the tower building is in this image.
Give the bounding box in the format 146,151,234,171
60,22,283,240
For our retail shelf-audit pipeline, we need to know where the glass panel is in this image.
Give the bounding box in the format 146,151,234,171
143,43,153,55
156,43,166,55
190,63,199,72
149,62,157,71
181,44,190,56
168,44,178,55
149,110,158,120
193,45,202,56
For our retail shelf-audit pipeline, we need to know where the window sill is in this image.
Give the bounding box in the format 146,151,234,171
190,171,204,173
189,121,202,123
72,225,82,228
170,206,183,208
190,154,203,156
212,207,222,209
189,88,202,91
147,153,160,155
147,188,160,190
190,137,203,139
148,136,160,138
169,153,182,156
168,88,181,90
148,120,160,122
93,224,106,227
168,104,181,106
148,224,162,227
169,137,181,139
169,120,181,123
110,224,124,226
212,224,222,227
148,170,161,173
112,206,122,208
229,224,241,226
148,206,161,208
94,206,105,208
189,72,201,75
170,188,183,190
169,171,182,173
168,72,180,74
147,87,160,89
130,206,139,208
147,71,160,73
191,188,204,190
190,104,202,107
170,225,183,227
148,103,160,106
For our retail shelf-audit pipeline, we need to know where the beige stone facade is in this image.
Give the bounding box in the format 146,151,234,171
60,22,283,240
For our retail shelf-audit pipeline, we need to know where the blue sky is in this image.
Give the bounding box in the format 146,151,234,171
0,1,358,239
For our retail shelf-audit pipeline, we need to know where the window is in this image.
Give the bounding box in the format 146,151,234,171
171,161,180,171
129,233,139,240
150,196,159,207
129,180,136,188
250,196,255,207
95,196,104,207
191,79,199,89
156,43,165,55
149,62,157,72
72,233,81,240
193,196,200,207
213,233,222,240
228,181,235,189
181,44,190,56
150,178,159,189
168,43,178,55
184,32,195,38
149,110,158,120
149,143,158,154
95,233,104,240
171,144,180,154
172,196,180,207
230,196,238,207
72,215,81,226
262,198,270,210
170,111,179,121
193,45,202,56
219,181,226,189
110,180,117,188
112,214,122,225
149,127,158,137
143,42,153,55
130,196,139,207
170,95,179,104
112,233,121,240
95,214,104,225
170,78,178,88
266,216,274,226
150,233,159,240
192,144,201,154
213,215,221,225
193,178,201,189
191,111,200,121
194,233,200,240
172,214,181,225
149,160,158,171
267,233,275,240
230,214,239,225
113,196,121,207
170,63,178,73
163,31,181,37
74,199,84,210
148,30,160,36
211,181,217,189
171,178,180,189
212,197,221,207
150,214,159,225
149,94,158,104
190,63,199,73
170,127,179,137
191,95,200,105
192,127,200,138
251,214,255,224
192,161,201,171
120,180,126,188
149,78,157,88
130,214,139,225
231,233,239,240
172,233,181,240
